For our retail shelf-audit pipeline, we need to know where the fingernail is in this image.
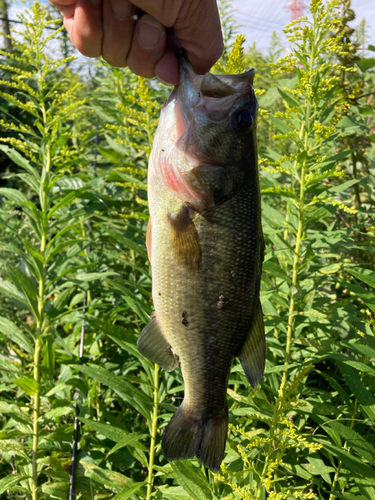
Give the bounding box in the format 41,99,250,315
156,76,174,87
138,15,164,50
111,0,131,20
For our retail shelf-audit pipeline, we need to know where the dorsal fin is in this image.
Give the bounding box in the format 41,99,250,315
238,299,265,387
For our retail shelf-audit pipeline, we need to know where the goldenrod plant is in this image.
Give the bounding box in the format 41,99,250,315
0,1,374,499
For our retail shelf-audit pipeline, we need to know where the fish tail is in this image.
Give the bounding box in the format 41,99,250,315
162,403,228,472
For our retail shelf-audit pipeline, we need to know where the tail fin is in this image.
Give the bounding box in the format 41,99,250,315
161,404,228,472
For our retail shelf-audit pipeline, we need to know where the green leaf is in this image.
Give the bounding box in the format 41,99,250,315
0,317,33,354
341,339,375,360
337,363,375,421
325,421,375,466
82,462,134,491
329,179,361,194
0,187,29,205
44,406,75,419
156,486,192,499
13,377,39,396
45,238,88,263
108,231,148,260
47,188,86,219
356,58,375,71
76,271,119,282
277,87,300,107
262,261,289,281
268,116,293,135
5,172,40,194
73,365,152,419
0,145,39,179
7,265,39,321
88,318,140,359
107,432,147,457
89,318,137,346
79,417,130,443
0,402,31,424
0,474,30,495
319,263,343,275
112,481,146,500
348,268,375,289
45,424,74,442
110,282,151,323
321,440,375,478
41,482,69,497
303,457,335,476
171,461,213,500
322,149,357,164
0,279,28,308
21,239,44,279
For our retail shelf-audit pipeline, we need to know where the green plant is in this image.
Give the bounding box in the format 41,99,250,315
0,1,374,499
0,4,93,498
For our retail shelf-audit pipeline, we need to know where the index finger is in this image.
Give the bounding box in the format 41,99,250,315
175,0,224,74
132,0,224,74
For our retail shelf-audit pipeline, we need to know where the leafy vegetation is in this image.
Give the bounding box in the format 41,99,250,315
0,1,374,499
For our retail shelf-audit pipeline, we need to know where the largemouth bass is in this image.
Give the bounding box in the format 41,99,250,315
138,55,265,472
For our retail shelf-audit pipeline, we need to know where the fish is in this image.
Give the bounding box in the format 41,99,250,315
137,54,265,473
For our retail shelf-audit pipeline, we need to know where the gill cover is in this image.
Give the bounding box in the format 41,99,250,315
149,55,257,213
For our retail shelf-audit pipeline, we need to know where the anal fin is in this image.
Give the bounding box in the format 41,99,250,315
239,299,265,387
137,313,177,371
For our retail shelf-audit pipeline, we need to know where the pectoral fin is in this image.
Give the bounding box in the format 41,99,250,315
168,206,201,272
137,313,178,371
239,300,265,387
146,217,152,264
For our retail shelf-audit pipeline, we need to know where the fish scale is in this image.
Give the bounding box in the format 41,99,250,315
153,183,261,400
137,55,265,472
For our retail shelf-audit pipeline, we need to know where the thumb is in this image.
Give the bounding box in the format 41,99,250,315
173,0,224,74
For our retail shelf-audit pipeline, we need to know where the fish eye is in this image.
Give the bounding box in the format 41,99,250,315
232,108,253,132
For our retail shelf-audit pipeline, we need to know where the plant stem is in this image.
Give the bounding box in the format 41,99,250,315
146,363,160,500
282,20,316,387
32,226,46,500
32,336,41,500
351,152,361,208
282,212,304,387
256,406,279,499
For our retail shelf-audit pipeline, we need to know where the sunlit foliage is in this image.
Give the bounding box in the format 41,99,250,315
0,1,374,499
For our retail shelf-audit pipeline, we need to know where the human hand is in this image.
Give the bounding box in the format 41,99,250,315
48,0,224,85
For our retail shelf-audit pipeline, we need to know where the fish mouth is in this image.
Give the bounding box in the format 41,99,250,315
177,51,256,123
178,51,255,97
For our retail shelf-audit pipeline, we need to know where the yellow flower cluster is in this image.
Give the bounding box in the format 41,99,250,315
330,199,358,215
312,122,336,141
281,418,323,453
269,490,316,500
215,34,247,75
265,459,283,491
261,186,296,198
